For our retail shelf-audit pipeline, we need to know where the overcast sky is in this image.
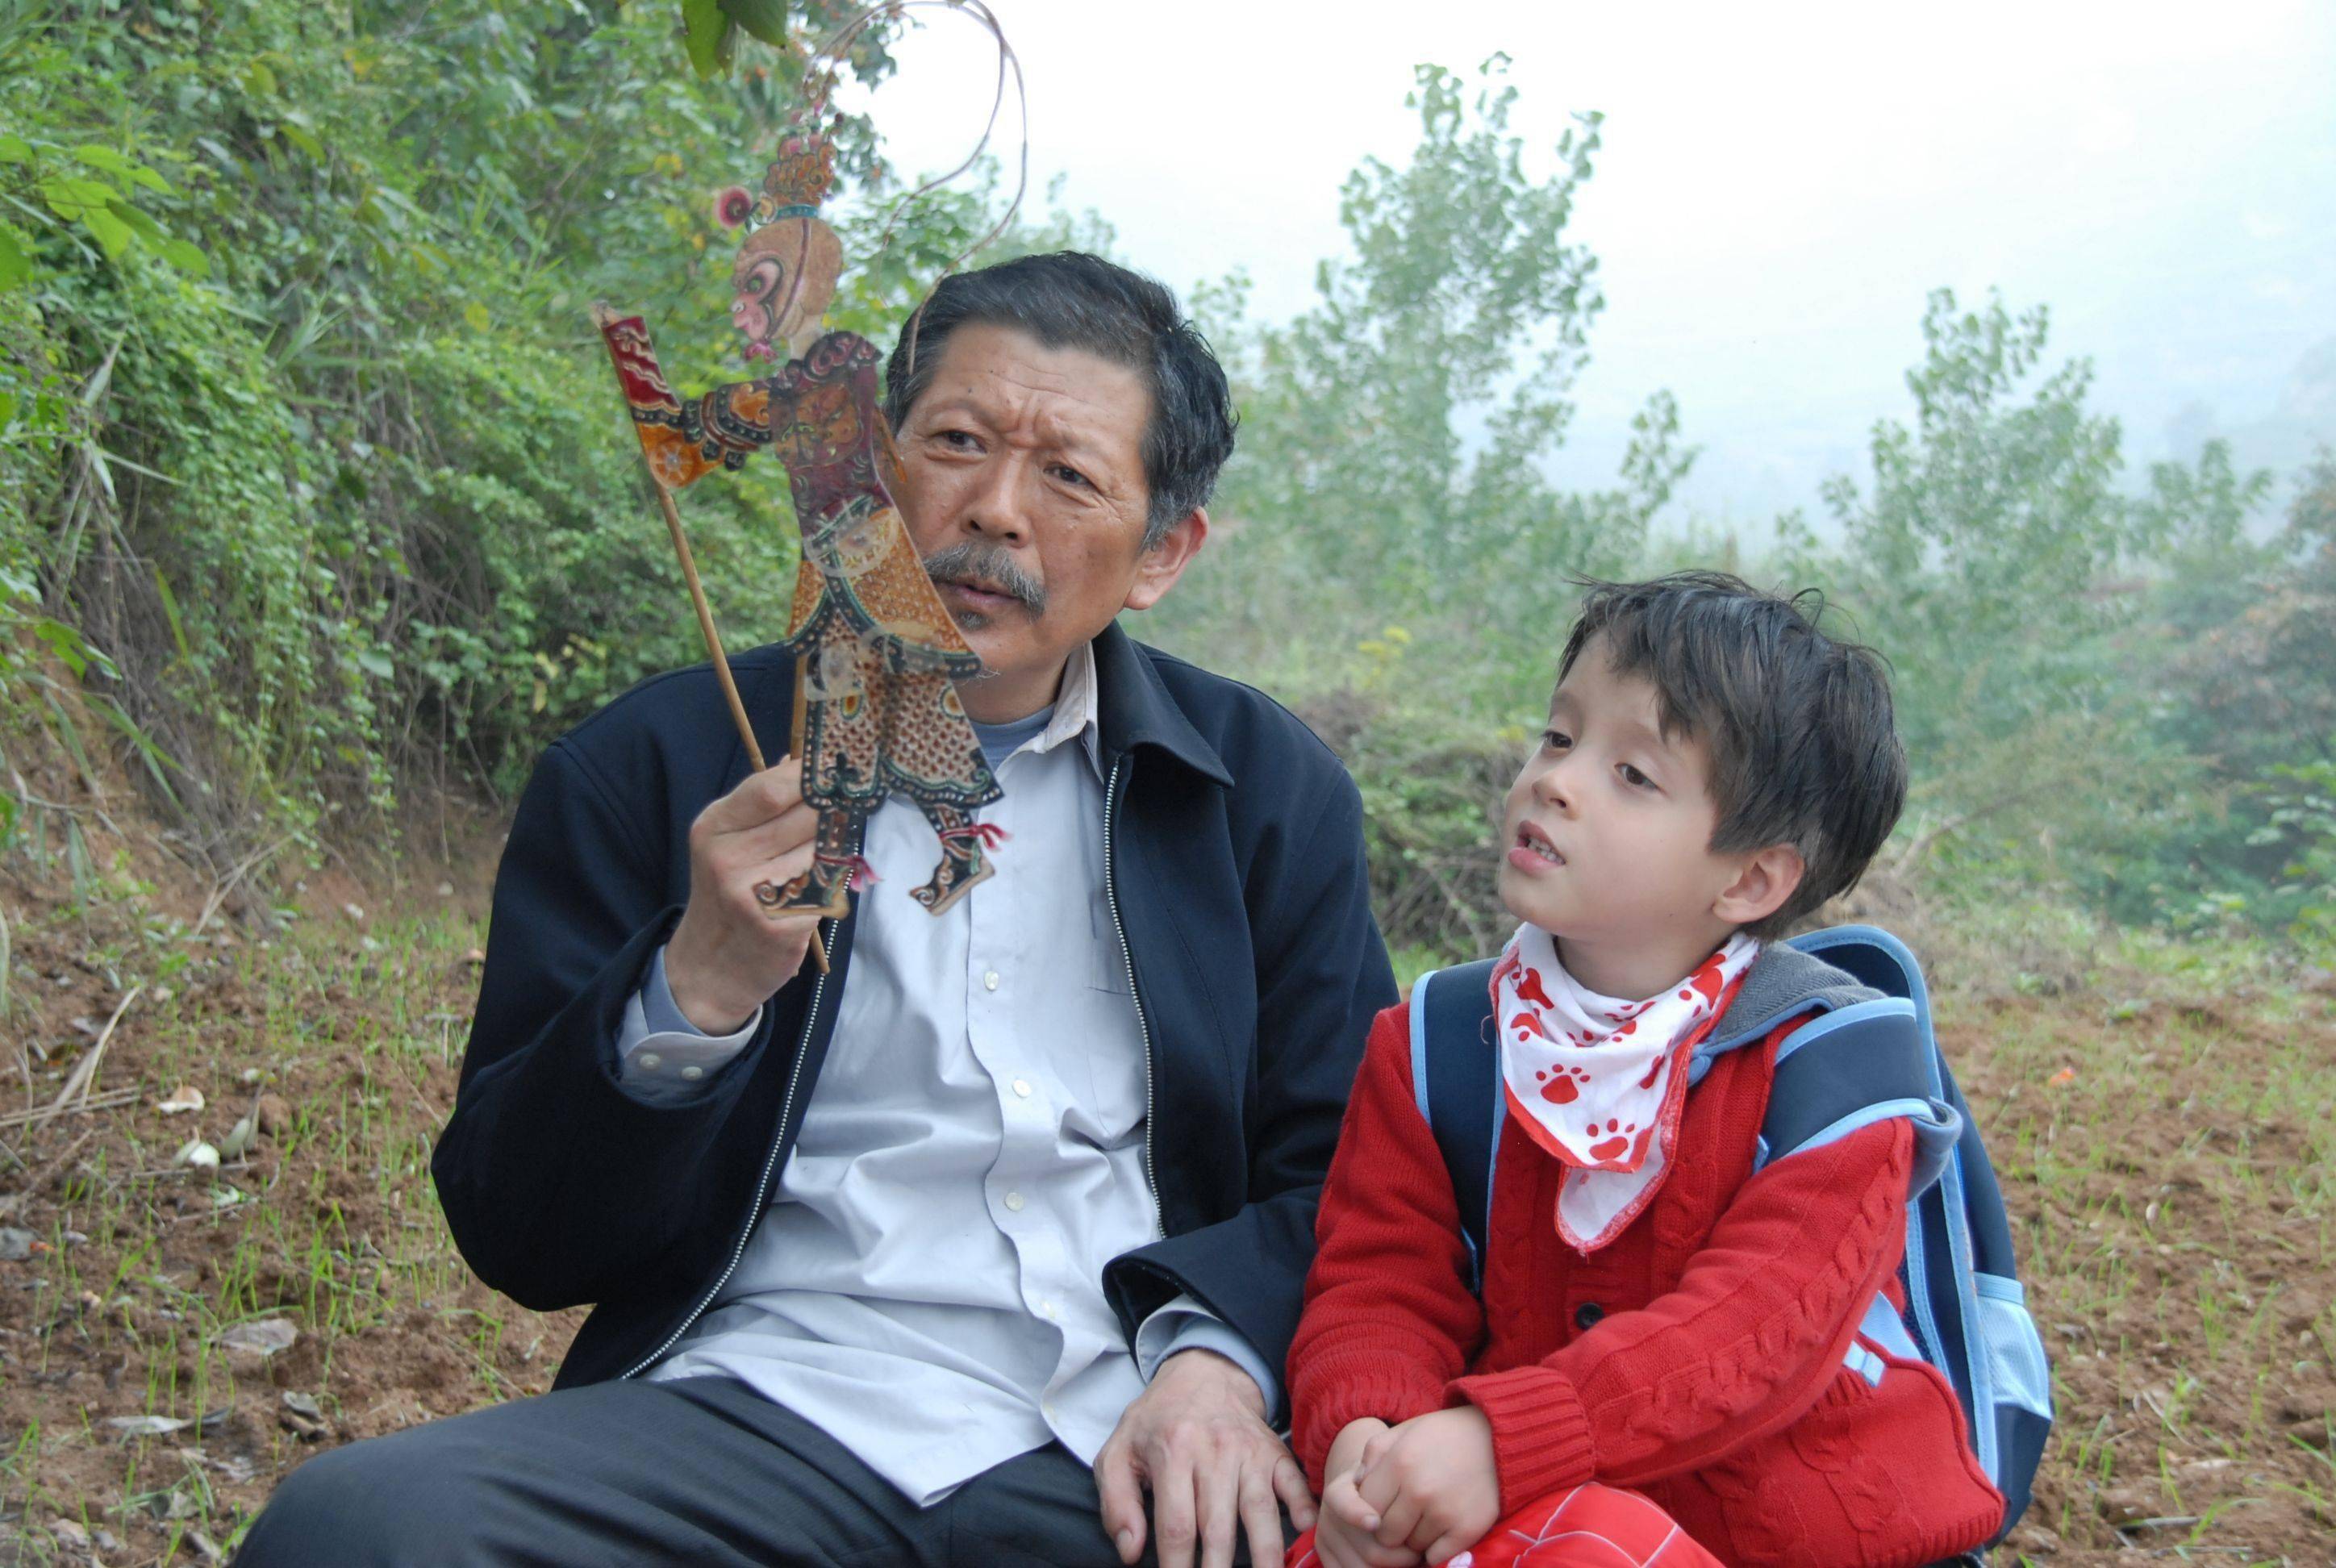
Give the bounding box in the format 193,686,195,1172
845,0,2336,529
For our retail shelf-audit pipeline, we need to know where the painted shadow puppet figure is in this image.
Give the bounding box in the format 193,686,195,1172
594,133,1002,918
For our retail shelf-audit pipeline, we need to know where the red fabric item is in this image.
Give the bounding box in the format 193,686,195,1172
1287,1003,2005,1567
1287,1483,1724,1568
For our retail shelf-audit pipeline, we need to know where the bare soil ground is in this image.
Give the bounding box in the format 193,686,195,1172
0,782,2330,1563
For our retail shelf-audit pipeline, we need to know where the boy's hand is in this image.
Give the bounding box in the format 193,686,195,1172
1312,1420,1421,1568
1354,1407,1500,1566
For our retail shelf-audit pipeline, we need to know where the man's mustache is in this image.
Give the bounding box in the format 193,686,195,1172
921,543,1046,616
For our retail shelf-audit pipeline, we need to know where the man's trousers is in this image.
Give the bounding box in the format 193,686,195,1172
233,1374,1141,1566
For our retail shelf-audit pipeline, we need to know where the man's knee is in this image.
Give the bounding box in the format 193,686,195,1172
235,1434,480,1566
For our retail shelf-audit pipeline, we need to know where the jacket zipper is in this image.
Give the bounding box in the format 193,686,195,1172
1102,755,1160,1211
618,920,832,1380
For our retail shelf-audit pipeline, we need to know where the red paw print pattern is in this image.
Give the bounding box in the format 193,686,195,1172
1513,968,1557,1011
1534,1064,1591,1104
1587,1118,1641,1163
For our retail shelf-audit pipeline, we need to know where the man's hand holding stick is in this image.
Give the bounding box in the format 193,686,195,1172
665,756,828,1031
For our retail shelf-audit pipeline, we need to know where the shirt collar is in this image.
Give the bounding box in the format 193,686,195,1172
1010,640,1104,779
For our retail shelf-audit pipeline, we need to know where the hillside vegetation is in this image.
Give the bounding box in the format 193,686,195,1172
2,2,2333,1563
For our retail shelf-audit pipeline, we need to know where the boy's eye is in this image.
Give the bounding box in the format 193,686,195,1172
1542,729,1572,752
1619,763,1656,790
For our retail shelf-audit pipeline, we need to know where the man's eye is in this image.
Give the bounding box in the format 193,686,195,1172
1542,730,1571,751
1049,464,1090,489
938,430,978,449
1619,764,1655,790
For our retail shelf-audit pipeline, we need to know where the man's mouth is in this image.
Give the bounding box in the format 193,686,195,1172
936,578,1021,612
1512,823,1566,868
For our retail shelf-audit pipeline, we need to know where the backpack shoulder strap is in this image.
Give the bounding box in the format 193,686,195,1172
1764,1001,1937,1156
1764,928,1961,1197
1408,958,1501,1286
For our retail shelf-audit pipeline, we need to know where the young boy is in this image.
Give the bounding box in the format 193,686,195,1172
1285,574,2004,1568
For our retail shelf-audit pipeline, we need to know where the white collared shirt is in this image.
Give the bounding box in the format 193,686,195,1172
613,644,1271,1504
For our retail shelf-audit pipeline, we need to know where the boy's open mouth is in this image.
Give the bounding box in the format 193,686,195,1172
1512,823,1566,868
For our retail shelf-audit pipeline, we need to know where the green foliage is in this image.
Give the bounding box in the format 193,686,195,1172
2100,457,2336,940
1174,60,1690,705
4,9,2319,961
1153,73,2317,960
684,0,800,78
1801,292,2137,775
0,0,996,861
1149,60,1695,959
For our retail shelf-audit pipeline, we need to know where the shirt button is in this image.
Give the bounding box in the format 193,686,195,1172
1012,1078,1032,1099
1041,1300,1061,1320
1041,1402,1057,1421
637,1053,661,1070
1003,1191,1025,1212
679,1065,703,1082
1574,1301,1605,1331
983,970,1000,991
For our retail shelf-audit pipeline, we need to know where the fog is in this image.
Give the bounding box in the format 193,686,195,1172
855,0,2336,527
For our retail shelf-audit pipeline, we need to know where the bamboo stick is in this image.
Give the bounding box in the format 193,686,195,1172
646,474,829,974
653,485,767,774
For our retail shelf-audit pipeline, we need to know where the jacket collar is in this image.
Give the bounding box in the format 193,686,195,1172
1090,621,1234,787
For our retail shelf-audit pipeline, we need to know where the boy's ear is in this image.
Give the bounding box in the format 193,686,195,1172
1712,844,1806,929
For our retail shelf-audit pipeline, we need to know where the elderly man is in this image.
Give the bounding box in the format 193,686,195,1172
236,252,1395,1567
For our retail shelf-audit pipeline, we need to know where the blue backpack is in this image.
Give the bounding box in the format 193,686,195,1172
1407,924,2053,1548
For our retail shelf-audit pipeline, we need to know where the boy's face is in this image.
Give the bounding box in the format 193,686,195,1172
1497,636,1760,995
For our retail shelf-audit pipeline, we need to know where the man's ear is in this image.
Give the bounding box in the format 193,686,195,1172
1122,508,1209,613
1712,844,1806,930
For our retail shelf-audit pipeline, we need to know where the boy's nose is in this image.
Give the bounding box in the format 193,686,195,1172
1535,764,1575,814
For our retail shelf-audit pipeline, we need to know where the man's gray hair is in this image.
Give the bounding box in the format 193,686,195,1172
883,252,1237,548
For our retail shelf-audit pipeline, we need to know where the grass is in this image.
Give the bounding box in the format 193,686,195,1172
0,835,575,1563
1931,918,2336,1561
0,805,2331,1562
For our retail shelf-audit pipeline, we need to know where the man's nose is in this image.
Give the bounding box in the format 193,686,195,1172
958,454,1034,545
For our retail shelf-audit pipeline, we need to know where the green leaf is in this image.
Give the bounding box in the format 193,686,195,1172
681,0,728,77
719,0,789,47
0,391,15,427
152,566,190,664
464,301,491,332
32,619,88,678
0,135,31,163
244,59,277,97
40,176,116,219
278,117,323,161
158,236,209,277
80,203,133,259
73,145,171,193
0,227,26,291
106,197,166,242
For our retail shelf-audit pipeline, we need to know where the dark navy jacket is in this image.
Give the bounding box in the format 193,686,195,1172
431,621,1398,1419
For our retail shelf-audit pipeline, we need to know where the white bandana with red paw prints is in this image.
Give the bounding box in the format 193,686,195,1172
1491,925,1760,1254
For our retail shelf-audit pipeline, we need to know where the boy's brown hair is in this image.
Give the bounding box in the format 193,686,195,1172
1559,572,1908,937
